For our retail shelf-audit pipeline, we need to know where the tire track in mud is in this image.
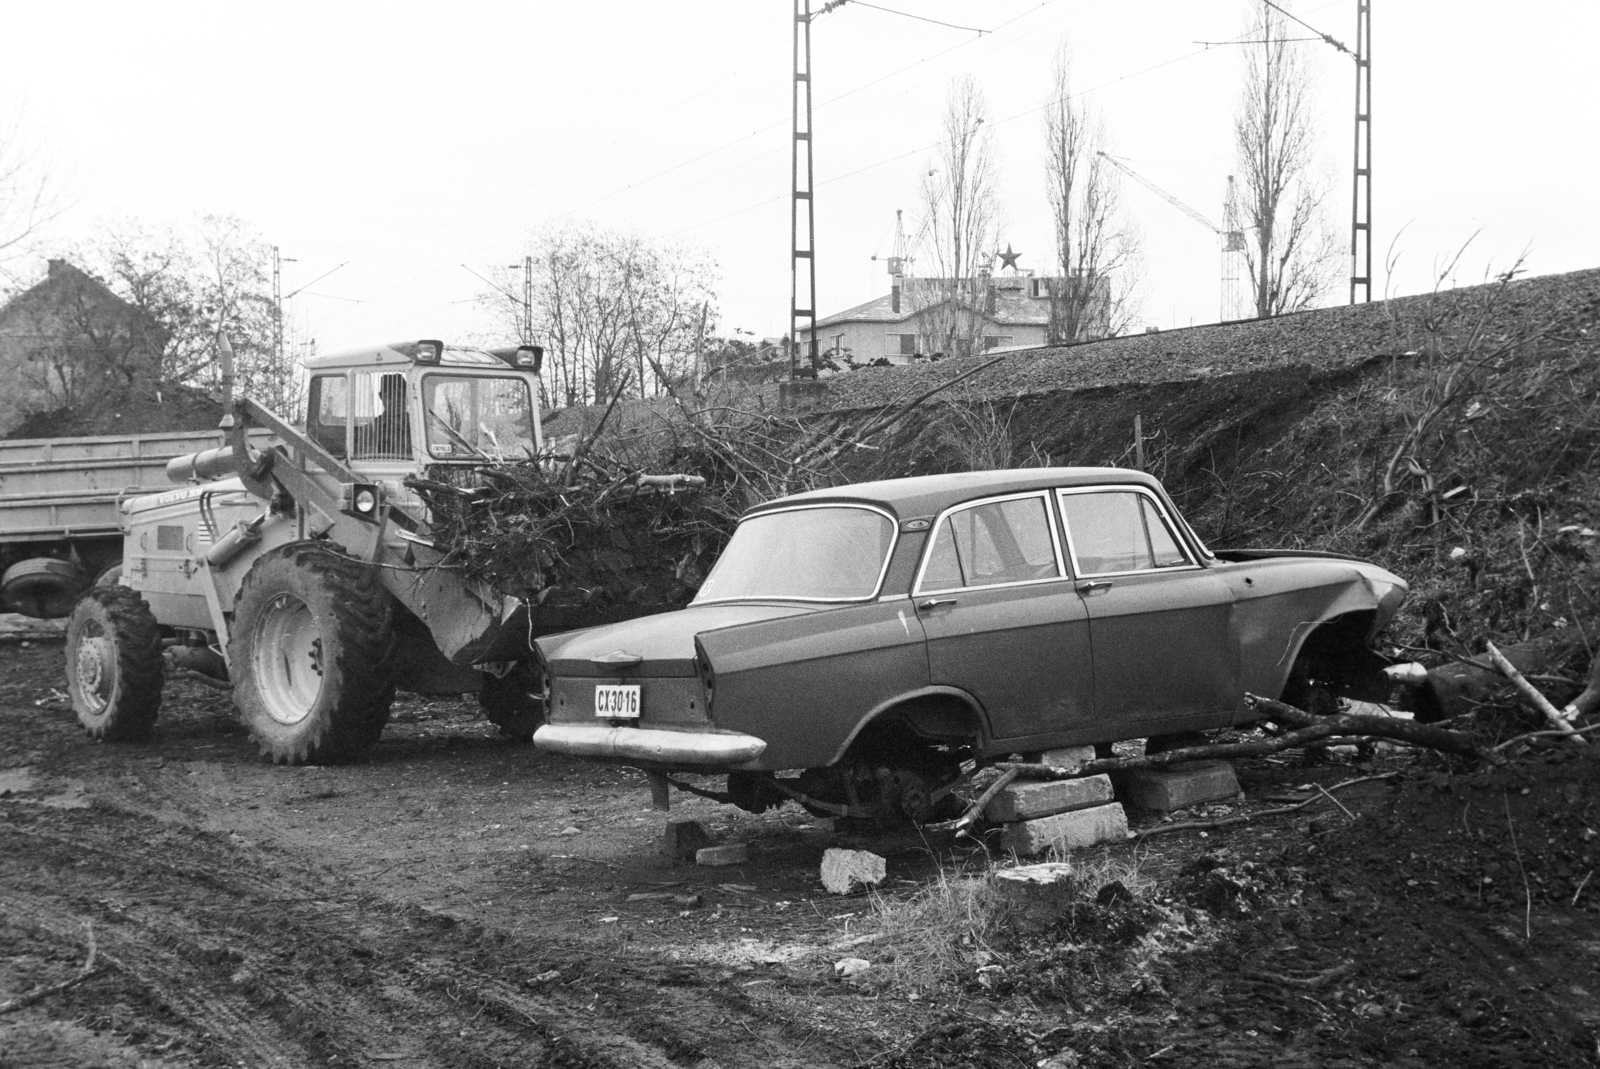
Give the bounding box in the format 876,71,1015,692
1,805,856,1068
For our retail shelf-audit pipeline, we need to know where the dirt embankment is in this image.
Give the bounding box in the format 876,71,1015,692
797,267,1600,656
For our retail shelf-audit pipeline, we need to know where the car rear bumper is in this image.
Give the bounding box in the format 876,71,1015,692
533,723,767,766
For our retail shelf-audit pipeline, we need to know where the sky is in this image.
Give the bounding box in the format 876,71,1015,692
4,0,1596,352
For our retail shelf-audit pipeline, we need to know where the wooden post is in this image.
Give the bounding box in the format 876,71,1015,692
1133,414,1145,470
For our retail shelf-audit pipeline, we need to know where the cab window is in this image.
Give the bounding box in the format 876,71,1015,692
306,374,349,458
421,375,537,460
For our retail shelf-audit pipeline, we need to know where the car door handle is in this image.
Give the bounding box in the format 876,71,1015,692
916,598,957,612
1075,580,1113,595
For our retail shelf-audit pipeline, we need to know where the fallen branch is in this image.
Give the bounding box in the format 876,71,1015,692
1492,719,1600,754
926,767,1019,833
1245,695,1495,761
0,922,98,1014
1131,774,1396,840
1486,640,1587,746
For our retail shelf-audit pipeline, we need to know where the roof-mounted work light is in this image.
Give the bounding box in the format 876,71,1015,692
489,344,543,372
413,340,444,364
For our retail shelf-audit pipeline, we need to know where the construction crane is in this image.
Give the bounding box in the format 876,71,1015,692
870,209,913,278
1097,152,1247,322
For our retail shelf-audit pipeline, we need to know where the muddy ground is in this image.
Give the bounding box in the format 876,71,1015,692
3,636,1599,1069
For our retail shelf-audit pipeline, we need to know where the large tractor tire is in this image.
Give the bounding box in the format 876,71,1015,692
229,543,397,765
478,663,545,740
65,586,164,741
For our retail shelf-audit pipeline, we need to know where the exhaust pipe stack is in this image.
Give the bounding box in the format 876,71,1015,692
167,333,251,486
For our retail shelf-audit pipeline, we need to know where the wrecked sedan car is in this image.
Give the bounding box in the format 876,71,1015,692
533,468,1407,822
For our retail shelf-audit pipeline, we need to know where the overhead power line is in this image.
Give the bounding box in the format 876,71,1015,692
831,1,989,35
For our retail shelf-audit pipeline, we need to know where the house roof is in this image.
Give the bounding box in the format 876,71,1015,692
811,287,1050,331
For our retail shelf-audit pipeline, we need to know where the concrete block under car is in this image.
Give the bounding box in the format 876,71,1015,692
695,844,749,866
999,802,1130,856
984,774,1113,823
661,818,713,860
1121,761,1240,813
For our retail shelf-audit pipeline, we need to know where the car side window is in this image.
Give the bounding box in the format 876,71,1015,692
1142,496,1189,567
1060,490,1192,575
920,495,1060,590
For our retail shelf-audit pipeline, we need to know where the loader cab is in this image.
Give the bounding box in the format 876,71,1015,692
303,340,545,473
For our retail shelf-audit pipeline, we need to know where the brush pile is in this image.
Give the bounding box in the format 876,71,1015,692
408,365,993,612
409,463,726,614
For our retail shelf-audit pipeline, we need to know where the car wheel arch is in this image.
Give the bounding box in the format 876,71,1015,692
1278,608,1390,708
825,686,989,767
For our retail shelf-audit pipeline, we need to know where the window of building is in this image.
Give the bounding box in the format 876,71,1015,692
886,333,917,357
982,335,1014,351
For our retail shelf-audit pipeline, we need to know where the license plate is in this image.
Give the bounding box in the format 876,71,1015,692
594,684,641,719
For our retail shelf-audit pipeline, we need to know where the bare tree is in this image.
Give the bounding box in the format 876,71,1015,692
480,224,716,408
0,105,68,290
1234,0,1337,317
84,214,289,408
914,77,1000,360
1042,43,1142,343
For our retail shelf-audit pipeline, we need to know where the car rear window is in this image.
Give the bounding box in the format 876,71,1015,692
692,506,895,602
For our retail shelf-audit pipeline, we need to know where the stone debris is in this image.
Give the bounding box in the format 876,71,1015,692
695,843,749,867
820,848,886,894
1121,761,1241,813
833,957,871,978
661,818,713,860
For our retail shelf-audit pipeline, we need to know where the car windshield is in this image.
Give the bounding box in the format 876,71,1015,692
692,506,895,603
421,375,537,461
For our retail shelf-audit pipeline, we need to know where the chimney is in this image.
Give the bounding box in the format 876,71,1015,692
47,258,66,278
891,276,900,314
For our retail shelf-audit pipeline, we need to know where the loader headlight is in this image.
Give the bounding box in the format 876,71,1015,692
346,484,380,517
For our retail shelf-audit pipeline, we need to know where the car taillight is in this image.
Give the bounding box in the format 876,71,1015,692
694,642,714,714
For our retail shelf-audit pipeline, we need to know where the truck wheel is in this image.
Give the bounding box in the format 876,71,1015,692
65,587,164,741
229,544,396,765
478,664,544,740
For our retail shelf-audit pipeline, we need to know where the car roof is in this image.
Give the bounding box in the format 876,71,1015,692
747,467,1164,521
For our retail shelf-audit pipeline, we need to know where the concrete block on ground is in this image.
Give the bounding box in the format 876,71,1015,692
1121,761,1240,813
1038,745,1097,771
820,847,886,894
985,774,1112,823
661,818,713,860
1000,802,1129,856
695,843,749,866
